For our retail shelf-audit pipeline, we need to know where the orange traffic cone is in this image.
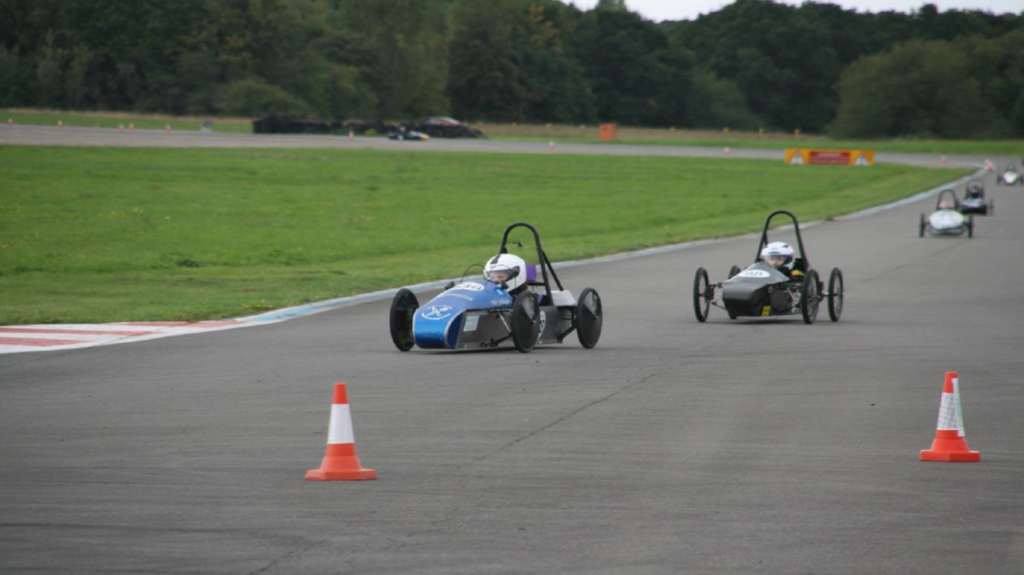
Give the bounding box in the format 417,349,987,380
348,130,354,140
58,120,63,128
940,156,947,166
165,124,171,132
118,124,124,132
129,123,135,131
723,146,731,156
920,372,980,462
6,118,12,125
306,383,377,481
548,140,554,149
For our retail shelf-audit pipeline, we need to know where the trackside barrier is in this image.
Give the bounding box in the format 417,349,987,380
785,149,874,166
920,371,980,462
306,383,377,481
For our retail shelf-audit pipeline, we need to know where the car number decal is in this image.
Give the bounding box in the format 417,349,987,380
740,269,771,278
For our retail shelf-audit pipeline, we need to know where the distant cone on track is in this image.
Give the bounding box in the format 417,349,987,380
920,371,980,462
306,383,377,481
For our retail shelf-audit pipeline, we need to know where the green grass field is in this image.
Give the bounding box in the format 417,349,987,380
5,109,1023,155
0,146,971,324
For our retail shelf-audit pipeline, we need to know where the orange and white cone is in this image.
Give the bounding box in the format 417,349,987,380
129,123,135,131
306,383,377,481
165,124,171,132
723,146,730,156
940,155,947,166
548,140,554,149
119,124,124,132
348,130,354,140
920,371,980,462
58,120,63,128
984,159,994,171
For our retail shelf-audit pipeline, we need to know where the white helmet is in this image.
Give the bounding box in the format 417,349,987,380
760,241,795,270
484,253,527,291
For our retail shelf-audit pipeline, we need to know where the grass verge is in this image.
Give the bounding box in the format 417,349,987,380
0,146,971,324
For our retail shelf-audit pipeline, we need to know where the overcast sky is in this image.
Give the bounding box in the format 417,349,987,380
564,0,1023,22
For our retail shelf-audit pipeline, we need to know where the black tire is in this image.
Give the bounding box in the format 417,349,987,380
575,288,603,349
389,289,419,351
693,267,710,323
827,268,844,322
511,292,541,353
728,265,741,279
967,215,974,238
801,269,820,325
919,214,926,238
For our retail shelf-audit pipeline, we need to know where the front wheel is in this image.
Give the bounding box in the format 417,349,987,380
511,292,541,353
801,269,820,325
575,288,603,349
919,214,926,238
389,289,419,351
967,215,974,238
828,268,844,322
693,267,710,323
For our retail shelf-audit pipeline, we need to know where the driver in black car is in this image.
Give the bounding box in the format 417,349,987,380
761,241,805,280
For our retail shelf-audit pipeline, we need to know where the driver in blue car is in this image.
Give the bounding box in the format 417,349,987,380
760,241,804,280
484,253,529,294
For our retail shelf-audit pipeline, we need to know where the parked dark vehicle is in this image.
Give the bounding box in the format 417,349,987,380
252,115,334,134
400,117,483,138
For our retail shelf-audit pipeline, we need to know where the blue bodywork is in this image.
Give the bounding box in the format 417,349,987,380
413,280,514,349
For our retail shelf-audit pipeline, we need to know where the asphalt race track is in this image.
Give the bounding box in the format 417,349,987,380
1,130,1022,573
0,123,990,168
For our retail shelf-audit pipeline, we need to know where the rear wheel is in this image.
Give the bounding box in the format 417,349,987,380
389,289,419,351
828,268,844,322
801,269,820,325
511,292,541,353
575,288,603,349
918,214,926,237
693,267,710,323
967,215,974,238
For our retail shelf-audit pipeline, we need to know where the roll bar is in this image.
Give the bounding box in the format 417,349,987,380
755,210,809,267
498,222,564,297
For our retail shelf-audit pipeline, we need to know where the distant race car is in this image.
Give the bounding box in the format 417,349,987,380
389,222,603,353
692,210,844,324
996,163,1022,186
388,128,429,141
958,179,992,216
920,189,973,238
400,117,483,138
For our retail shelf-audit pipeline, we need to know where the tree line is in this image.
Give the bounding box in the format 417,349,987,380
1,0,1022,138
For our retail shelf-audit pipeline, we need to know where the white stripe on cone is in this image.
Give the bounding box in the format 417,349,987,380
936,377,965,437
327,404,355,444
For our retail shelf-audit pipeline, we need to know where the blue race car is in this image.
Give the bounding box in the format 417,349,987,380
389,222,603,353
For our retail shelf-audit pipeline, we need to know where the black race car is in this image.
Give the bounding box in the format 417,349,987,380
692,211,844,324
959,179,992,216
